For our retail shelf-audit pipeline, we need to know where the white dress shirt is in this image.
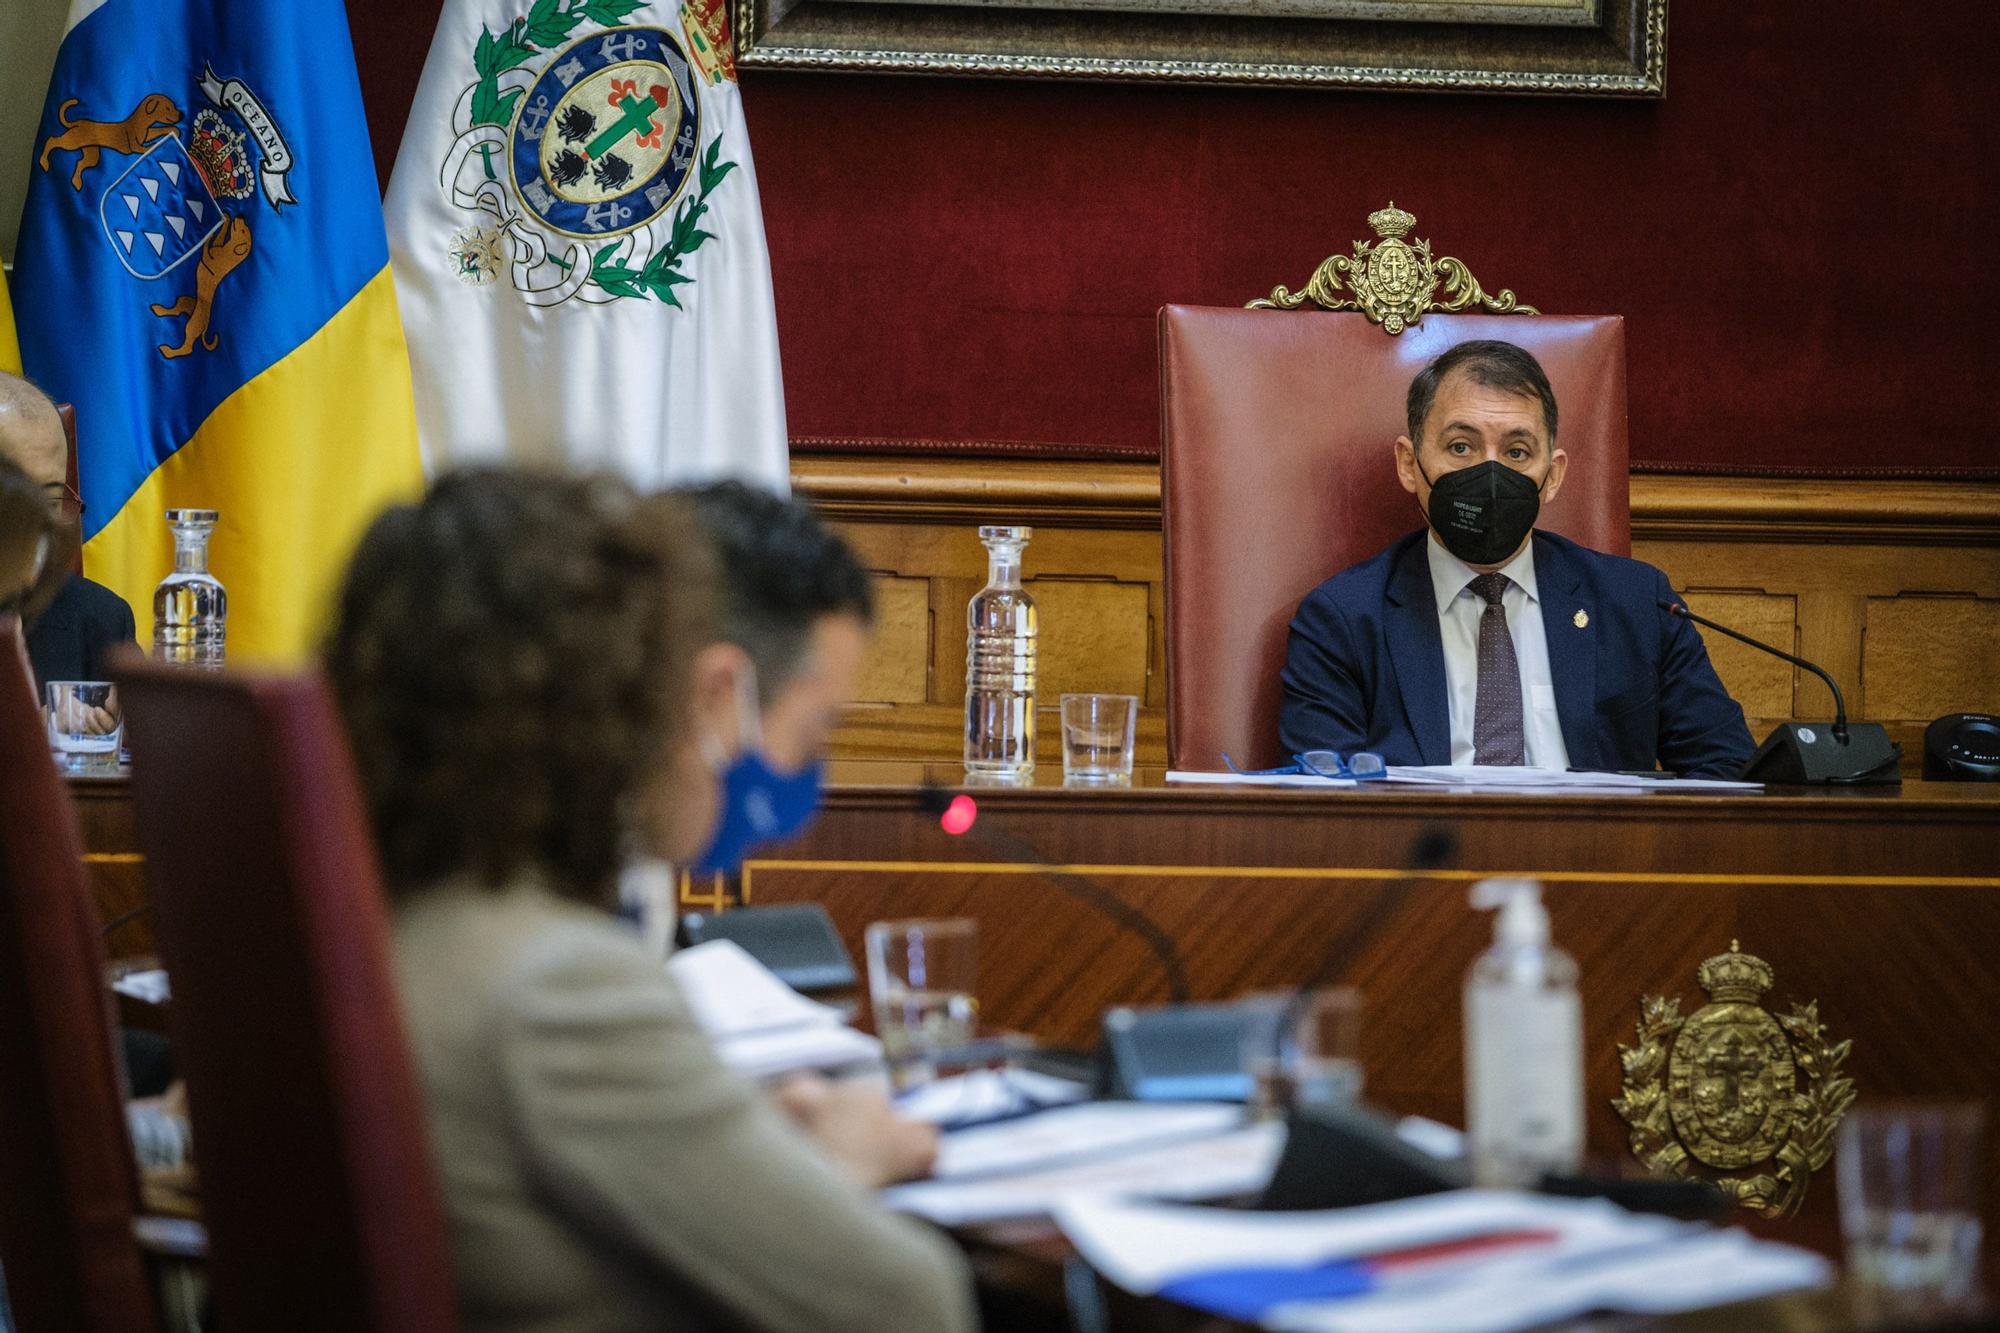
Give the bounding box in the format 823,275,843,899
1425,536,1572,769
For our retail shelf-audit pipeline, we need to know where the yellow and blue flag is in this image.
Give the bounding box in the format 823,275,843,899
0,268,19,374
14,0,421,662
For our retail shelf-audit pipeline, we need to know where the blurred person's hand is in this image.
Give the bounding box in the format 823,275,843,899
772,1073,939,1188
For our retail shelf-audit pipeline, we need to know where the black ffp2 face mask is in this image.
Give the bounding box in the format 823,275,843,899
1417,458,1546,567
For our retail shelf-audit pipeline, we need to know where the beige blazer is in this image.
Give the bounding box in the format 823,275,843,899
392,879,977,1333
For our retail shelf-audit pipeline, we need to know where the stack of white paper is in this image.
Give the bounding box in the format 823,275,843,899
885,1119,1283,1225
895,1067,1090,1130
1385,765,1761,792
665,939,881,1079
112,968,172,1005
1165,766,1760,792
1056,1190,1830,1332
1166,771,1358,789
931,1102,1245,1181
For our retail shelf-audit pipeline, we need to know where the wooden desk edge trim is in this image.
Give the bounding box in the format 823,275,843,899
815,785,2000,821
793,458,2000,544
740,859,2000,892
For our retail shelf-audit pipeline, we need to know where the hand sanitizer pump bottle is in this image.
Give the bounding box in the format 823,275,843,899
1464,878,1583,1188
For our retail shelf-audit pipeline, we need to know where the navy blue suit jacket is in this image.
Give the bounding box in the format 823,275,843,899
1279,530,1755,778
27,574,136,694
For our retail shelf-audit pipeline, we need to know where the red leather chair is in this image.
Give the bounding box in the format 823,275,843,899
115,660,459,1332
0,619,163,1332
1160,308,1630,771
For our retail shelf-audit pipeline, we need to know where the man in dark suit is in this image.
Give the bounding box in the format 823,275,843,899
1279,340,1753,779
0,373,135,692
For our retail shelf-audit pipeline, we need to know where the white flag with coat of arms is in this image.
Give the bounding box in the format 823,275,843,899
384,0,788,490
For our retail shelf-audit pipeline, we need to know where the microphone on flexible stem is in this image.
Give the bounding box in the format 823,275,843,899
1658,599,1900,784
101,901,151,940
1258,824,1457,1106
1290,825,1458,1002
1255,824,1465,1211
918,783,1190,1004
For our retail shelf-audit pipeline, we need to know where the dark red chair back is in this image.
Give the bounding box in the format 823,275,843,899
0,619,161,1332
115,660,459,1332
1160,308,1631,770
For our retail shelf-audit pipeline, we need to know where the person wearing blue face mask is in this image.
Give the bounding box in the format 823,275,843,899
1279,340,1754,779
622,482,874,950
330,472,972,1333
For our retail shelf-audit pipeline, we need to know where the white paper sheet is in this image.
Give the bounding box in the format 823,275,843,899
709,1024,884,1080
896,1068,1091,1128
932,1102,1244,1181
1055,1191,1829,1333
1167,767,1759,792
1385,766,1761,792
665,938,882,1077
1167,770,1359,788
884,1121,1283,1225
666,938,848,1037
111,968,171,1005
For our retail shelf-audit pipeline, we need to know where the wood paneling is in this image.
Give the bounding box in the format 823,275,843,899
799,456,2000,771
741,763,2000,1254
1861,596,2000,720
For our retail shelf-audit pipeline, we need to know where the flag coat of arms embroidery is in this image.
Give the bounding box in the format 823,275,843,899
386,0,789,490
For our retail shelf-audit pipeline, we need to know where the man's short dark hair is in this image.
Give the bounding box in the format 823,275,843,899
1406,340,1559,445
675,481,874,703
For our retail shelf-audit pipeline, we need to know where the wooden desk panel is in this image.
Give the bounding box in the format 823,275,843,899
742,763,2000,1258
69,770,153,960
70,758,2000,1264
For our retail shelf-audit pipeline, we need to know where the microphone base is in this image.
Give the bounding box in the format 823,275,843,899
1739,722,1901,785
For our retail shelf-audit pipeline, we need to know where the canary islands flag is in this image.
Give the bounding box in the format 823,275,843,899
14,0,421,662
0,270,19,374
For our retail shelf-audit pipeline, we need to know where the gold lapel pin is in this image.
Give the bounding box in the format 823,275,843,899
1574,609,1590,629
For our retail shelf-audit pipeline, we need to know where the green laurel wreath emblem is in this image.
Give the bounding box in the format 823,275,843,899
585,137,734,306
469,0,736,306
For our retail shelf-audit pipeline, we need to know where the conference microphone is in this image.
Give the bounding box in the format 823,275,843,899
1256,823,1466,1211
1292,824,1458,1001
918,783,1190,1004
101,901,152,939
1658,599,1900,784
1251,823,1457,1098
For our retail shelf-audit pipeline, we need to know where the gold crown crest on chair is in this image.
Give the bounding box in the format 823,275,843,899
1248,201,1538,335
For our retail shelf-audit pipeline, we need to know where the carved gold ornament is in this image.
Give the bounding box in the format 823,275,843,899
1613,942,1855,1218
1248,202,1538,335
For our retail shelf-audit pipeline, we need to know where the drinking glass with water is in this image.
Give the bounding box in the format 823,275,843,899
1061,693,1138,784
1242,988,1364,1122
866,918,978,1086
46,680,122,769
1838,1102,1985,1307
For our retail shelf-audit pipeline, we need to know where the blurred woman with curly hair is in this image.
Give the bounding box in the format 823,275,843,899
325,469,973,1333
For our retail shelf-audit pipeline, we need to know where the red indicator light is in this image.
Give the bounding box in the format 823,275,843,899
940,794,977,836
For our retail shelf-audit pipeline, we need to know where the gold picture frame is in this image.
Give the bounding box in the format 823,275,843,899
732,0,1664,94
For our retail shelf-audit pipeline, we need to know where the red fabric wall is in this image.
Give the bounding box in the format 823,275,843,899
350,2,1999,474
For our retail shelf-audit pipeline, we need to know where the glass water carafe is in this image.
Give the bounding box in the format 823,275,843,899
153,508,226,668
964,525,1037,775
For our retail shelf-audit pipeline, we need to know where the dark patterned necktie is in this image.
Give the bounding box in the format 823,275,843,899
1469,572,1526,766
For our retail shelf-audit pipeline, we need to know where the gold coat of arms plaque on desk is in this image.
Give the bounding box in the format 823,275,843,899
1612,941,1855,1217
